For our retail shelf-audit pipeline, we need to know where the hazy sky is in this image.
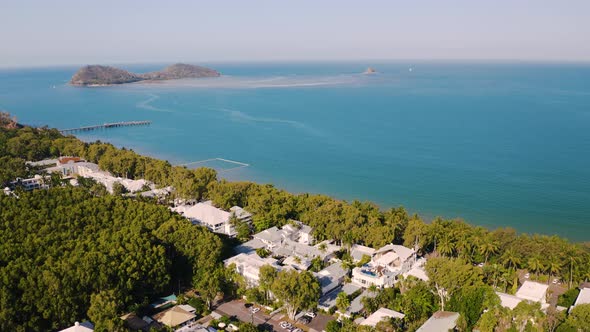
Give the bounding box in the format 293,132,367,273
1,0,589,67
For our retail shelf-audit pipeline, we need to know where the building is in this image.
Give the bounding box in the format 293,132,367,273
318,283,361,311
230,206,253,223
573,286,590,308
341,289,378,318
224,252,281,287
515,281,548,303
416,311,460,332
314,262,349,295
152,305,197,330
11,175,49,191
58,321,94,332
359,307,405,328
352,244,417,288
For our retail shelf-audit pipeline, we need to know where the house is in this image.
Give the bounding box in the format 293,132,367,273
352,244,417,288
515,281,548,303
224,252,281,287
314,262,349,295
573,286,590,307
359,307,405,327
58,321,94,332
152,305,197,330
318,283,361,311
120,313,162,331
416,311,460,332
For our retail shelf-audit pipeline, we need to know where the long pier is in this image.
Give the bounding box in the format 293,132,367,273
60,120,151,134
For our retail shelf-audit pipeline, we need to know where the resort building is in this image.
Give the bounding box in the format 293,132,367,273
318,283,361,311
351,244,417,288
359,308,405,328
10,175,49,191
171,201,252,236
224,252,281,287
340,289,378,318
416,311,460,332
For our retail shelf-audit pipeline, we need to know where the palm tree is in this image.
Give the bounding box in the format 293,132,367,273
479,238,499,264
438,235,455,257
563,250,580,289
546,257,561,285
501,249,520,271
527,256,544,278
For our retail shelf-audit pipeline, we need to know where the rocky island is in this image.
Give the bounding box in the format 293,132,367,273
70,63,221,86
363,67,377,75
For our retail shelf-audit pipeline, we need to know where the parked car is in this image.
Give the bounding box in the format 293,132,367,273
227,323,239,331
552,278,559,284
280,321,292,329
299,317,310,324
304,311,316,318
250,307,260,314
524,273,530,279
293,329,303,332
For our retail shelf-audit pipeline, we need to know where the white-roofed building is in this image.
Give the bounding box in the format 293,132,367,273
318,283,361,311
351,244,376,262
224,252,281,287
515,281,548,303
341,289,378,318
58,321,94,332
417,311,460,332
497,292,524,310
359,308,405,327
573,287,590,307
352,244,417,288
172,202,235,236
314,262,349,295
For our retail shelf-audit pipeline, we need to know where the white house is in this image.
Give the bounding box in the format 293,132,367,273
573,287,590,308
352,244,417,288
359,308,405,328
497,281,549,311
224,252,281,287
314,262,349,295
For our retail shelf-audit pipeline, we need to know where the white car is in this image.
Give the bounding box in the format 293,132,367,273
305,312,316,318
250,307,260,314
279,321,292,329
227,323,239,331
524,273,530,279
552,278,559,284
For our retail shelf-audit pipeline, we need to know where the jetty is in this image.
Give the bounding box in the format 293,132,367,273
60,120,151,134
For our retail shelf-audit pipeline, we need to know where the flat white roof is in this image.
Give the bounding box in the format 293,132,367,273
574,287,590,307
515,281,548,303
360,308,405,327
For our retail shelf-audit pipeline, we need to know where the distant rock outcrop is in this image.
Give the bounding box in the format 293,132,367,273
70,63,220,86
0,111,21,129
364,67,377,75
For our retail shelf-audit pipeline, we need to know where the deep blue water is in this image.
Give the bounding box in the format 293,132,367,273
1,62,589,240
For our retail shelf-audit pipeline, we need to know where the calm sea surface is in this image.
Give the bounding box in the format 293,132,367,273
1,62,589,240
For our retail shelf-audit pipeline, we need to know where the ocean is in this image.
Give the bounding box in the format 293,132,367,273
1,61,589,240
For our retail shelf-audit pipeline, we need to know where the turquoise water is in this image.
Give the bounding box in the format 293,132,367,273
1,62,589,240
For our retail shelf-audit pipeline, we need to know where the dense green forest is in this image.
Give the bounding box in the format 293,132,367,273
1,121,590,331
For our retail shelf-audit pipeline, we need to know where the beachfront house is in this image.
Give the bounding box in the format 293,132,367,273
314,262,349,295
497,281,550,311
352,244,417,288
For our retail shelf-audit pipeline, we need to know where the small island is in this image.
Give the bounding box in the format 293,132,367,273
70,63,221,86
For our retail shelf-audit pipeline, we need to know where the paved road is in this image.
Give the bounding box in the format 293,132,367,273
216,300,285,331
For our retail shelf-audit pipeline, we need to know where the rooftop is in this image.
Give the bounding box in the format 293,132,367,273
515,281,548,303
173,203,231,227
347,289,378,314
416,311,460,332
152,305,196,327
574,287,590,307
58,321,94,332
360,307,405,327
496,292,524,310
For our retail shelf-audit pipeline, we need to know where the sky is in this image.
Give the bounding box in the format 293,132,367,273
1,0,589,67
